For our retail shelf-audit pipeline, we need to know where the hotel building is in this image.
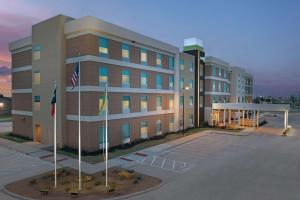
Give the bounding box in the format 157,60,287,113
9,15,197,152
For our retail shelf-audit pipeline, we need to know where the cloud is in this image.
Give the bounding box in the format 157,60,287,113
0,66,11,76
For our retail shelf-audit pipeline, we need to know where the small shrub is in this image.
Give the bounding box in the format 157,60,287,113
118,171,134,180
94,181,102,186
107,183,117,192
29,179,37,185
83,175,93,182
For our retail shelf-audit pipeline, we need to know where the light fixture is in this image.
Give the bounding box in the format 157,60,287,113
0,102,4,108
185,86,190,91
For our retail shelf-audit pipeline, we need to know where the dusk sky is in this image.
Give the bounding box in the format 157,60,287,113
0,0,299,97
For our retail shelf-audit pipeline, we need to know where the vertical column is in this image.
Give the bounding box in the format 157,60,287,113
284,111,287,129
287,111,289,128
228,110,231,125
253,110,256,127
218,110,220,125
242,109,245,126
211,109,214,126
256,110,260,127
223,109,226,126
238,110,241,126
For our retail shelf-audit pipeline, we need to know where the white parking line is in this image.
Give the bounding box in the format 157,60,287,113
161,158,165,168
151,156,156,165
172,160,176,170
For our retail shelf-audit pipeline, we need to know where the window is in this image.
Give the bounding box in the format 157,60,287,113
156,120,162,135
180,58,184,70
180,78,184,90
99,67,108,86
156,96,162,110
169,116,175,131
122,96,130,113
189,61,194,72
189,114,194,127
212,81,216,92
219,68,222,77
122,70,130,88
140,121,148,139
122,124,131,143
141,49,147,65
199,96,203,107
33,71,40,85
34,95,40,111
212,66,217,76
99,37,108,57
156,53,162,67
99,126,107,148
200,65,203,76
33,45,41,61
99,95,107,115
224,70,227,79
156,74,163,89
141,71,148,88
169,95,174,109
122,43,130,61
189,96,194,106
218,82,221,92
180,96,184,106
168,56,174,69
141,96,147,112
200,80,203,92
189,80,193,89
169,76,174,89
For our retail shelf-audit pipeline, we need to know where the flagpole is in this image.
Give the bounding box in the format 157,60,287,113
105,82,108,187
54,80,57,188
78,54,82,191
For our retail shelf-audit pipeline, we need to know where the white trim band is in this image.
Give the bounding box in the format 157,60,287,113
66,55,175,75
205,76,230,83
12,89,32,94
205,91,231,95
66,109,174,122
12,110,32,116
66,86,174,94
12,65,32,73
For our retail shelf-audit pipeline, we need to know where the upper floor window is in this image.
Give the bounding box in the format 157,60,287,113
141,49,147,65
169,95,174,109
219,68,222,77
141,96,148,112
212,80,216,92
189,80,194,89
99,66,108,86
33,71,40,85
189,61,194,72
33,45,41,61
122,43,130,61
180,78,184,90
156,53,162,67
141,71,148,89
99,95,107,115
169,76,174,90
122,96,130,113
218,82,221,92
168,56,174,69
212,66,217,76
224,69,227,79
99,37,109,57
156,74,163,89
34,95,40,111
156,96,162,110
189,96,194,106
122,69,130,88
180,58,184,70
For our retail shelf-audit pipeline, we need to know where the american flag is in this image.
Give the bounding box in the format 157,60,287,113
71,62,79,89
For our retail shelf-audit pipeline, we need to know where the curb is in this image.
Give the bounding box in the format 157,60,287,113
1,188,35,200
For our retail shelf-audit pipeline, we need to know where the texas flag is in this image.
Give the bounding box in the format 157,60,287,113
51,86,56,117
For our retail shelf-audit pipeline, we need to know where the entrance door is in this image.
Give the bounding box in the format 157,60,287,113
34,124,41,143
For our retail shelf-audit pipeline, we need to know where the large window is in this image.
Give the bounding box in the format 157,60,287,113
189,80,194,89
156,120,162,135
99,37,108,57
189,61,194,72
156,96,162,110
33,71,40,85
99,95,107,115
141,49,147,65
141,96,148,112
169,56,174,69
180,78,184,90
156,53,162,67
140,121,148,139
212,80,216,92
141,71,148,88
99,67,108,86
122,96,130,113
180,58,184,70
34,95,40,111
156,74,163,89
169,75,174,89
189,96,194,106
122,43,130,61
122,124,131,143
218,82,221,92
212,66,217,76
122,70,130,88
219,68,222,77
169,95,174,109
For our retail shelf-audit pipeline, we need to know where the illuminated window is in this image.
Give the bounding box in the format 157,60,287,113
156,53,162,67
156,96,162,110
141,71,148,88
34,96,40,111
212,81,216,92
141,96,148,112
189,61,194,72
99,67,108,86
156,119,162,135
189,96,194,106
122,70,130,88
218,82,221,92
219,68,222,77
169,95,174,109
122,43,130,61
141,49,147,65
140,121,148,139
122,124,131,143
189,80,194,89
33,45,41,61
99,95,107,115
122,96,130,113
33,71,40,85
99,37,109,57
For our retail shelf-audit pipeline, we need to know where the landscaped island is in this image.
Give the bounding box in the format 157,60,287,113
6,167,161,199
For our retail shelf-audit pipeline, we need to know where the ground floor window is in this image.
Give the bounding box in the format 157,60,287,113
169,116,174,132
189,114,194,127
140,121,148,139
156,120,162,135
99,126,108,149
122,124,131,143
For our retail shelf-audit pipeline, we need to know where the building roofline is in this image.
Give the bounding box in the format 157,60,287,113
205,56,230,67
